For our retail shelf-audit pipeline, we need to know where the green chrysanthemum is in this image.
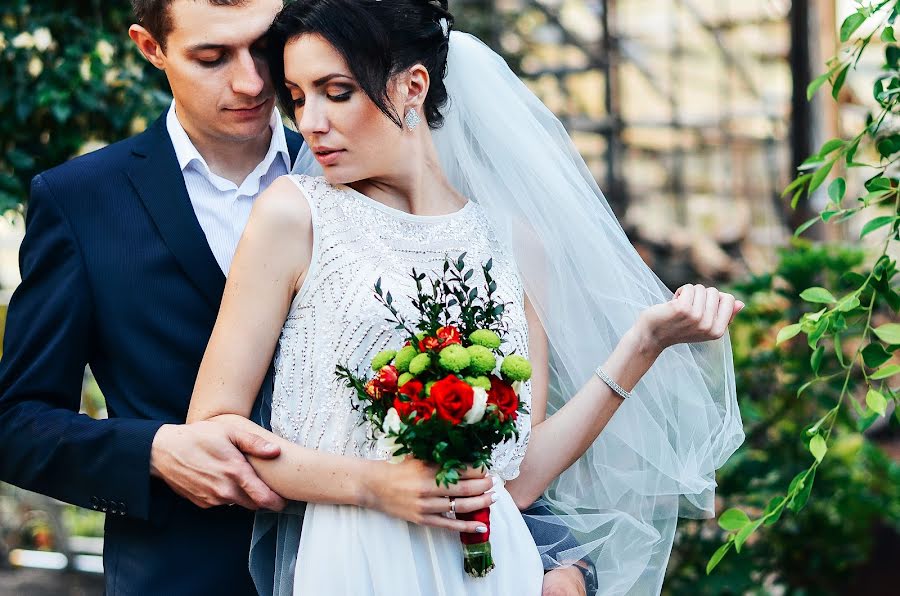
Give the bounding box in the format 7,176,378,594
438,344,471,373
465,376,492,391
398,372,415,387
469,329,501,350
394,345,417,373
409,353,432,376
500,354,532,382
466,345,496,375
425,380,436,396
371,350,397,371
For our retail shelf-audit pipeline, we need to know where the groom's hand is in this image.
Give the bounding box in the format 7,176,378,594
150,422,287,511
362,459,496,534
541,566,588,596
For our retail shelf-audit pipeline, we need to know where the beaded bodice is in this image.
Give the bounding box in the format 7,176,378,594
270,175,531,480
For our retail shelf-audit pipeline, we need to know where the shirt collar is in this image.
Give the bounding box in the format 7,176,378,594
165,100,291,184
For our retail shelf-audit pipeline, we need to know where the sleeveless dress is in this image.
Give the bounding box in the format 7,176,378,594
270,174,543,595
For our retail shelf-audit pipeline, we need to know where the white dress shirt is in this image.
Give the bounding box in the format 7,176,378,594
166,101,291,274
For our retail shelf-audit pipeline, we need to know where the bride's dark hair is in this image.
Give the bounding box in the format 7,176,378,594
267,0,454,129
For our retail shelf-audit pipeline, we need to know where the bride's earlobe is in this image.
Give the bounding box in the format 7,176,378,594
404,108,421,130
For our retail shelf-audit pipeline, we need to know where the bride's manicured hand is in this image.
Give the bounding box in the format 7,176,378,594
363,459,495,534
635,284,745,354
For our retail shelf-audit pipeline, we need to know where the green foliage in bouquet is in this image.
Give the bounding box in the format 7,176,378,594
335,254,529,488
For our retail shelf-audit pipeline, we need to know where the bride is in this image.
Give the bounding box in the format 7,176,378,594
187,0,745,594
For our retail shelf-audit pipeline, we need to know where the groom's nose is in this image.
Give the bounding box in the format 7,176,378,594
231,50,266,97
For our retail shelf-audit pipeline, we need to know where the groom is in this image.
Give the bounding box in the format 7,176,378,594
0,0,589,594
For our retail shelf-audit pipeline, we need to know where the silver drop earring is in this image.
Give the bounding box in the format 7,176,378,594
404,108,420,130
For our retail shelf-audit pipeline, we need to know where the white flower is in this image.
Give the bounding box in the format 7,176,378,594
79,56,91,81
11,31,34,49
32,27,52,52
27,56,42,78
383,407,402,433
95,39,114,65
377,408,406,463
464,387,488,424
377,434,406,464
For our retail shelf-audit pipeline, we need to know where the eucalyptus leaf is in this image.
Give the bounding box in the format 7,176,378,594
807,160,835,195
706,542,731,575
870,364,900,380
788,468,816,513
840,12,865,42
810,434,827,462
810,345,825,374
832,65,850,100
866,388,888,416
862,343,892,368
763,497,785,526
718,508,751,531
734,519,763,553
857,411,880,432
827,177,846,203
806,71,832,100
873,323,900,345
860,216,897,238
800,287,836,304
776,323,802,345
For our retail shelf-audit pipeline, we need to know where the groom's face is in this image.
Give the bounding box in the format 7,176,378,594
133,0,283,144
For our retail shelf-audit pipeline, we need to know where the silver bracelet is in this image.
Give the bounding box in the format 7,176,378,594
595,366,633,400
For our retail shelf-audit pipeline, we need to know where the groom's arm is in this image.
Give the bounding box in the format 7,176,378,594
0,174,165,520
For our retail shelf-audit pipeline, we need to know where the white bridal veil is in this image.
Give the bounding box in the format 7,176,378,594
430,31,744,594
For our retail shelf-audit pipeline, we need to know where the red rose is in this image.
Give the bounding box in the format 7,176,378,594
487,375,518,421
418,326,462,352
399,379,424,399
430,375,474,425
393,382,434,422
374,365,399,393
436,326,462,346
394,398,435,422
418,335,442,352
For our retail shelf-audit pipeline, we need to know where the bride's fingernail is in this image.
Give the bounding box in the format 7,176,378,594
476,526,488,533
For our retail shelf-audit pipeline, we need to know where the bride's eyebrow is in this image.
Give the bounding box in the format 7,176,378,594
283,73,354,88
312,73,353,86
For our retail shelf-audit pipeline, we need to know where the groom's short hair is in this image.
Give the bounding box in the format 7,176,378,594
131,0,250,51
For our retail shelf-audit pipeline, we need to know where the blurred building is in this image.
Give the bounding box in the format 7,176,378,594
452,0,867,287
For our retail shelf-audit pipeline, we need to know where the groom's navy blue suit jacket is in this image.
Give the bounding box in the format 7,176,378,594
0,113,304,595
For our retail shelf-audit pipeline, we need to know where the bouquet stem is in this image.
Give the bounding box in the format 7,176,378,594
457,507,494,577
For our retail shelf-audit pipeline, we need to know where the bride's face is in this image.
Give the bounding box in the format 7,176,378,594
283,34,408,184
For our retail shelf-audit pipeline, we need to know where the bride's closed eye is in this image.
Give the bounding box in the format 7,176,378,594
290,90,354,108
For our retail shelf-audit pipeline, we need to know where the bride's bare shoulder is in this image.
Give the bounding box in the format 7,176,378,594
249,175,314,233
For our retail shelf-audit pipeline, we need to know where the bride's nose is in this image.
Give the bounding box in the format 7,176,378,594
298,98,330,136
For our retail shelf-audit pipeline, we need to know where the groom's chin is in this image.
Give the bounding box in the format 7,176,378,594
221,98,275,138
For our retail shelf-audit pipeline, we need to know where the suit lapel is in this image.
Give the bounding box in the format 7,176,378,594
127,115,226,310
285,128,304,166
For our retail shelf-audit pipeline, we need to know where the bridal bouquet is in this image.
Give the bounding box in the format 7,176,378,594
335,253,531,578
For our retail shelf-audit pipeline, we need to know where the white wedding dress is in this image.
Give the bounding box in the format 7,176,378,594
269,174,544,595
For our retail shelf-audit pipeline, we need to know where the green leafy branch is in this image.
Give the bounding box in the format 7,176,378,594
708,1,900,574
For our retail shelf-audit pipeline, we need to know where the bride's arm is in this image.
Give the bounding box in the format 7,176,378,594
187,177,492,531
504,288,741,510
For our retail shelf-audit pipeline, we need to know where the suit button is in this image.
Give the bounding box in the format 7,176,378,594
90,496,100,510
118,502,127,515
